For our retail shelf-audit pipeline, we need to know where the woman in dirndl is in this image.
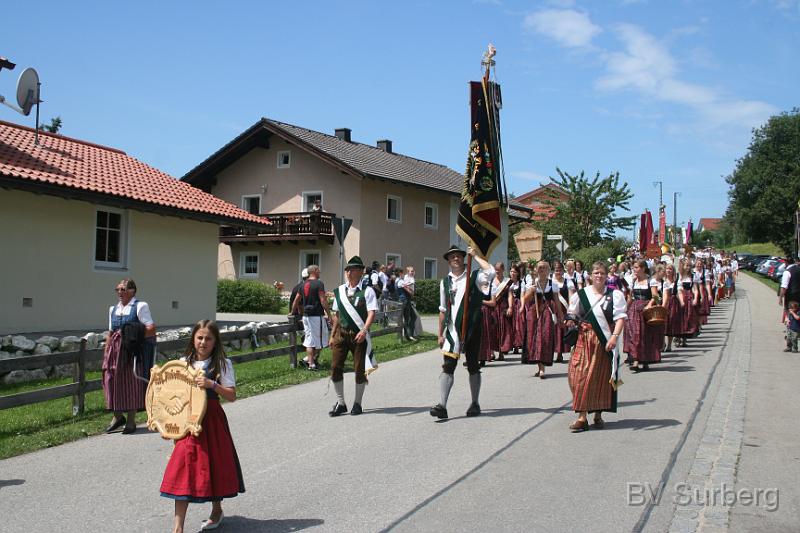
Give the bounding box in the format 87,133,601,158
675,260,699,347
663,263,680,352
551,260,570,363
102,278,156,435
161,320,244,533
522,260,560,378
510,264,525,354
566,261,627,431
478,264,500,365
624,260,661,372
492,262,514,360
693,261,709,326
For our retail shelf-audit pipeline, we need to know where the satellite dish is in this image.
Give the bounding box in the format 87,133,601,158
16,67,40,116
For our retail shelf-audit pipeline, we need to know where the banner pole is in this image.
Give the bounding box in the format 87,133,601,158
460,254,473,351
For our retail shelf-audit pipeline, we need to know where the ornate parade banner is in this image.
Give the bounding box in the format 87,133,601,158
145,360,207,440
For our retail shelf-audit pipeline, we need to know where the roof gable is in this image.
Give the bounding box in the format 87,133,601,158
0,120,268,227
183,118,464,195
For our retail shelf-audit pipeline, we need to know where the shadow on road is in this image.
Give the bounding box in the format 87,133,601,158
220,516,324,532
650,365,696,373
604,418,682,431
364,406,431,417
618,397,657,408
0,479,25,489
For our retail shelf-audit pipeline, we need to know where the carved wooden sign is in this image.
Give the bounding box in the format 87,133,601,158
145,360,207,440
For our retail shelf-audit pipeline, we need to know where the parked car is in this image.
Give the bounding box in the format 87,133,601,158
743,255,770,270
770,261,788,282
757,258,780,276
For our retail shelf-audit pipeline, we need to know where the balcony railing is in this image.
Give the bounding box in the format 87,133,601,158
221,211,336,244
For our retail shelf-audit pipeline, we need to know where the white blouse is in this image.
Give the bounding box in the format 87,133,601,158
567,287,628,321
181,357,236,388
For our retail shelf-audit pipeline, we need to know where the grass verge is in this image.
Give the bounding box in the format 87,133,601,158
729,242,784,256
0,333,437,460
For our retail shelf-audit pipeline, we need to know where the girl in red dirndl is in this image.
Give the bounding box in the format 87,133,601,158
161,320,244,533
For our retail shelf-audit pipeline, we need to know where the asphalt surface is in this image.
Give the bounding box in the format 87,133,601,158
2,275,796,532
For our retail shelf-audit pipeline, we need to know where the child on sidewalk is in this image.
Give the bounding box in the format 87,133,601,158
785,301,800,353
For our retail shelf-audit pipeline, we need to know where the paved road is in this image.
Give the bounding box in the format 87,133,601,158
3,275,797,532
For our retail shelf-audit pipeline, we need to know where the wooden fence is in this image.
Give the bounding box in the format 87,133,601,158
0,307,403,415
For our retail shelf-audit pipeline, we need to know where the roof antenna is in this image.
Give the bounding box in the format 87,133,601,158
0,62,43,145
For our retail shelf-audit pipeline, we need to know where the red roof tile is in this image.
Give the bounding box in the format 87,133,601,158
0,120,268,226
698,218,722,231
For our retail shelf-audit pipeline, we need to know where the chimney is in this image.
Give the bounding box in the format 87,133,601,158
377,139,393,153
334,128,352,142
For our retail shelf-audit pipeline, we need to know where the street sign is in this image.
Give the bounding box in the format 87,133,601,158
555,241,569,253
332,217,353,245
546,234,562,240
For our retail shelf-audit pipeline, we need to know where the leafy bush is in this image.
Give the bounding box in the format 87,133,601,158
571,238,630,267
217,279,283,313
414,278,440,314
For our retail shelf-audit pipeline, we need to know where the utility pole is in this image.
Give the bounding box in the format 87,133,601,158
673,192,681,249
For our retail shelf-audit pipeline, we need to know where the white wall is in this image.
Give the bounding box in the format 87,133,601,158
0,189,218,334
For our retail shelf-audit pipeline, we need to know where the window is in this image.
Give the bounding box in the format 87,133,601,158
240,252,259,278
424,258,437,279
277,150,291,168
300,250,321,273
387,195,402,223
386,253,402,268
424,202,438,229
302,191,323,212
94,208,127,268
241,195,261,215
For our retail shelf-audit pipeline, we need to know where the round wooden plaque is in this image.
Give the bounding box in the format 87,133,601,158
145,360,207,440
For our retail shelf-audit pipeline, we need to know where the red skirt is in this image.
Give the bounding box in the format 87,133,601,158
526,299,555,366
160,399,245,502
102,330,146,412
679,289,698,337
568,323,616,413
513,300,525,350
665,294,682,337
624,300,662,363
495,297,514,353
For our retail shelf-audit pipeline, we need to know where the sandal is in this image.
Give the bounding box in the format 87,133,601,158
569,420,589,432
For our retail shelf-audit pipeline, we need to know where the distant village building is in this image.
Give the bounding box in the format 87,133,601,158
697,218,722,233
508,183,569,261
182,118,511,290
0,120,268,333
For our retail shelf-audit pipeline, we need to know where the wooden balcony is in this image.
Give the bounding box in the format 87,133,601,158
220,211,336,245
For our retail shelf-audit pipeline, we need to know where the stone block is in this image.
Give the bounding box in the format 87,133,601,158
35,336,61,350
11,336,36,352
33,344,52,355
59,336,83,352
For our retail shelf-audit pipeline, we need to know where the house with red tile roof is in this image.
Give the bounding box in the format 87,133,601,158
507,183,569,260
697,218,722,233
182,118,512,289
0,120,269,333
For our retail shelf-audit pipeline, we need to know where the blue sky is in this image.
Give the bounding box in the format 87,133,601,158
2,0,797,230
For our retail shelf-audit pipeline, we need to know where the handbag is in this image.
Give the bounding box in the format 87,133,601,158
562,289,608,348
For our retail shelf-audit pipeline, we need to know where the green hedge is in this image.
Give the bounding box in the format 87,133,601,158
217,279,283,313
415,278,440,313
571,238,630,267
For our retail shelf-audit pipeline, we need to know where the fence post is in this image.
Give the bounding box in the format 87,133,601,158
288,315,298,368
72,338,87,416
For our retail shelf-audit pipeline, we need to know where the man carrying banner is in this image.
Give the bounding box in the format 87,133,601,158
429,44,507,421
328,256,378,417
431,245,495,419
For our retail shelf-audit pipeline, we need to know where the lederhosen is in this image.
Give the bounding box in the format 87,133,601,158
331,285,371,384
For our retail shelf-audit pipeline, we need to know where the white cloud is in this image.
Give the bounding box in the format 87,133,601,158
523,9,601,48
593,23,775,129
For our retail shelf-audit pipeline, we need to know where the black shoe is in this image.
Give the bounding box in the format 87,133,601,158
350,403,363,415
121,425,137,434
466,402,481,417
329,403,348,417
429,404,448,419
298,359,308,368
105,415,126,433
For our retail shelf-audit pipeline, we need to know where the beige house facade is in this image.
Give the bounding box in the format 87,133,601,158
184,119,476,291
0,120,269,334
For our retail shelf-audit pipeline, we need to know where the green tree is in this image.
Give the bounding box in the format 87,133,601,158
537,168,636,251
724,108,800,254
39,116,62,133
